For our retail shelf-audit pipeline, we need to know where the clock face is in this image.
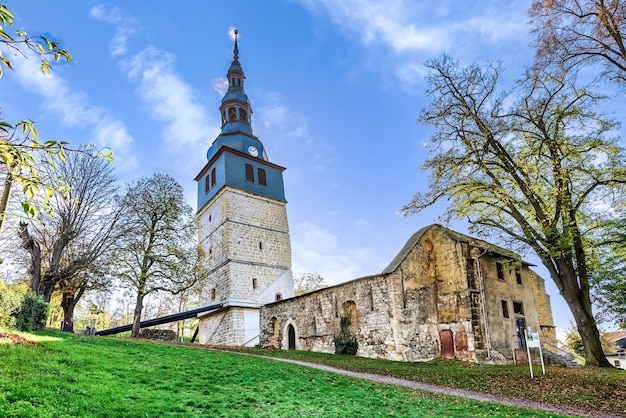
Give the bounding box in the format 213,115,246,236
248,146,259,157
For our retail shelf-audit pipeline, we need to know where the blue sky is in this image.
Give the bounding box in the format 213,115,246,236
3,1,622,336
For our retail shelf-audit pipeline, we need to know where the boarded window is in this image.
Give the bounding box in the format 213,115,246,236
272,317,279,336
496,262,505,281
501,300,509,318
258,168,267,186
245,164,254,182
513,301,524,315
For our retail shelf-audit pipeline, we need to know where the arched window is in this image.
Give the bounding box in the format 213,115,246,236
271,317,279,336
239,108,247,122
275,293,282,301
211,288,216,300
228,107,237,121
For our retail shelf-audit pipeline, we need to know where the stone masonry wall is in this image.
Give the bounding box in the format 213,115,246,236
260,224,556,363
198,187,292,306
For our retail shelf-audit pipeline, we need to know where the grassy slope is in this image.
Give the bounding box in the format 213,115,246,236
0,332,566,418
222,346,626,417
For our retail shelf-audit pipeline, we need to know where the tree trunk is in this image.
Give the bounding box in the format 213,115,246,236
60,285,87,333
554,262,612,367
131,293,144,338
18,222,42,296
0,172,13,234
60,292,76,332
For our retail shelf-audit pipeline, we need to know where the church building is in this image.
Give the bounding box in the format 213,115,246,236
194,33,557,363
194,31,295,346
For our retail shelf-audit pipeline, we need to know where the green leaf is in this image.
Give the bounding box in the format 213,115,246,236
21,201,38,218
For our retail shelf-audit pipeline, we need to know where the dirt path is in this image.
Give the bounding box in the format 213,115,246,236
251,355,623,418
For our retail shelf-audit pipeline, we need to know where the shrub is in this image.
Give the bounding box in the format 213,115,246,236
0,281,26,330
14,293,49,332
334,316,358,355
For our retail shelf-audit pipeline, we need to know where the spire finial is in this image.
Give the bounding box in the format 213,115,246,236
233,29,239,61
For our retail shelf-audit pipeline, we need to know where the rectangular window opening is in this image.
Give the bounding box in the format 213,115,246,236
258,168,267,186
252,278,258,289
245,163,254,182
205,175,210,193
501,300,509,319
496,262,505,281
211,168,216,187
515,269,522,285
513,301,524,315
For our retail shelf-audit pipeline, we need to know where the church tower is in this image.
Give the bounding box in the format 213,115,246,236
194,31,294,346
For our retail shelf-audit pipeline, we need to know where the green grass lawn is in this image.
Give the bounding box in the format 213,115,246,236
222,345,626,417
0,331,570,417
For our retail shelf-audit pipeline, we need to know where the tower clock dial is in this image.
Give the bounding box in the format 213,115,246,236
248,146,259,157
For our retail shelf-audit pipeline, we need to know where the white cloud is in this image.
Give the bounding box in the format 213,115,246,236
11,56,137,172
124,47,216,155
212,77,228,96
294,0,529,87
91,4,219,174
90,4,137,56
296,0,526,53
291,222,382,284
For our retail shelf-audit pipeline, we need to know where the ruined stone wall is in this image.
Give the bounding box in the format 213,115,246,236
529,270,558,352
470,255,557,360
396,226,477,360
261,273,417,360
259,224,556,363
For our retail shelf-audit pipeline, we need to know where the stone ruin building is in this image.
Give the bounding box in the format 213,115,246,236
260,224,557,363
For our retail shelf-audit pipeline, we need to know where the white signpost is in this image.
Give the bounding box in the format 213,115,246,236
524,328,545,378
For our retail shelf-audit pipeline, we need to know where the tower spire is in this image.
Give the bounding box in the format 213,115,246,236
233,29,239,62
205,29,267,162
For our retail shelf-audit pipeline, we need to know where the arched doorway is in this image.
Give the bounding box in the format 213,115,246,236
287,324,296,350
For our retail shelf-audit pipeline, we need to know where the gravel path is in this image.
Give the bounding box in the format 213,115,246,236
253,355,623,418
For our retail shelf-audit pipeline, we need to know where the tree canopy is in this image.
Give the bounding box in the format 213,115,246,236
402,55,626,366
529,0,626,87
113,172,203,337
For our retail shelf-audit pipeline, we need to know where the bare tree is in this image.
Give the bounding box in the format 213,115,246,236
529,0,626,86
294,273,327,295
402,55,626,367
18,150,124,328
113,173,203,338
